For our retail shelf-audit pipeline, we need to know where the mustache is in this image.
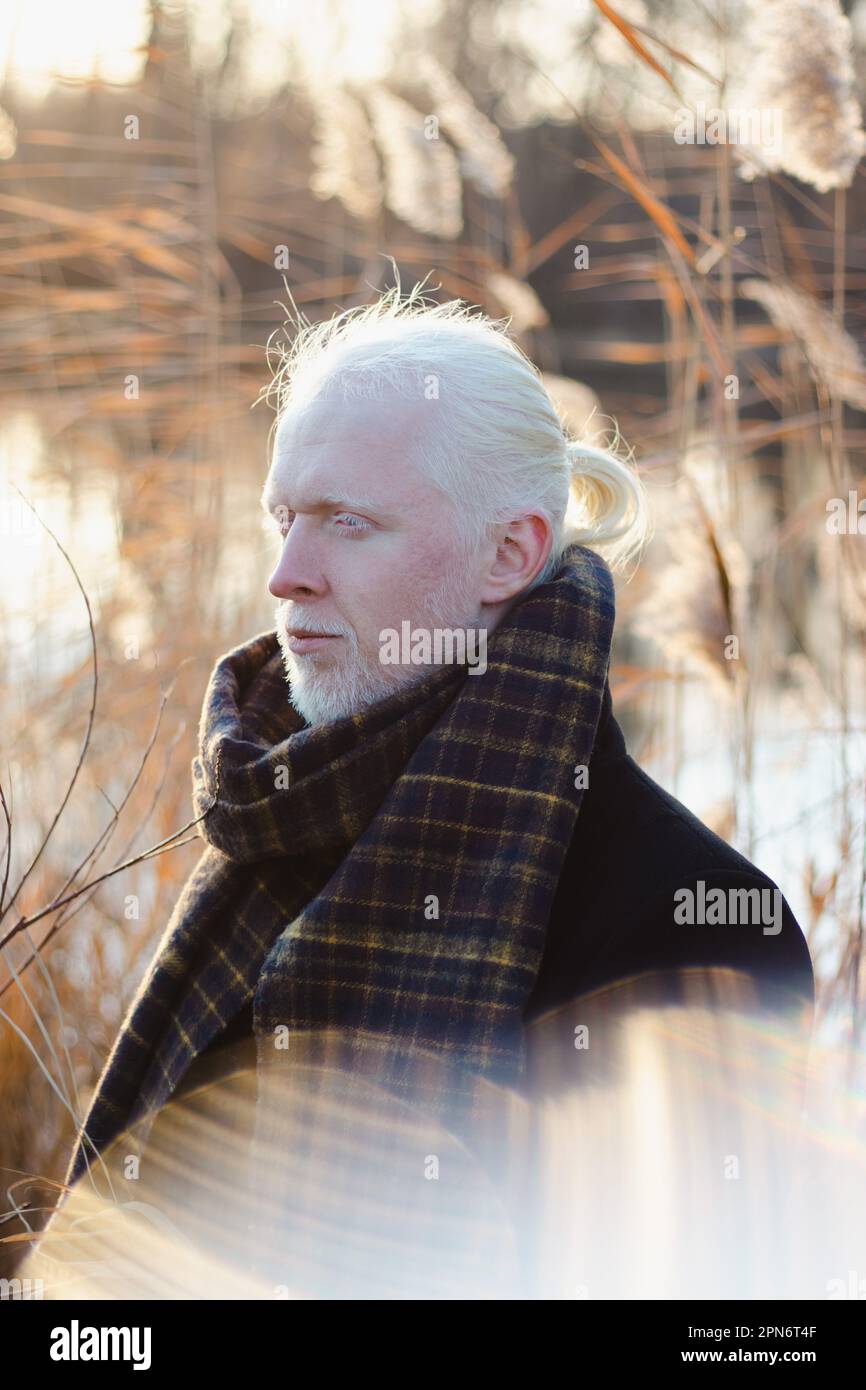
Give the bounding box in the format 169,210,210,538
276,607,352,640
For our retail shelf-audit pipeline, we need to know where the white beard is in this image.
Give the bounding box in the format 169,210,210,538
277,629,417,726
275,559,482,727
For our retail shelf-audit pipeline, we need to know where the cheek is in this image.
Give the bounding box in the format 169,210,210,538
340,532,457,643
375,553,438,623
355,576,424,648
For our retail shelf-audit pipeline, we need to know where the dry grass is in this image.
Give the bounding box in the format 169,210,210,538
0,0,864,1275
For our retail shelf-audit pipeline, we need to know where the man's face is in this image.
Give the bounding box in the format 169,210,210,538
262,389,486,725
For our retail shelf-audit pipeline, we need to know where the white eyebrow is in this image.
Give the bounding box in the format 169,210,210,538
260,488,389,516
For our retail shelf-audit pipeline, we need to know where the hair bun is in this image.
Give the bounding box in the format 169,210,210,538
564,440,650,569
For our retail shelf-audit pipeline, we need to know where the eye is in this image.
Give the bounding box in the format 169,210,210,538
333,513,370,535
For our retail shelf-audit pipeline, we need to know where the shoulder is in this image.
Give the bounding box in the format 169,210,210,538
581,745,767,878
529,727,814,1022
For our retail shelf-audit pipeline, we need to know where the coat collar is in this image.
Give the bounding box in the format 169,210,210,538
590,682,627,768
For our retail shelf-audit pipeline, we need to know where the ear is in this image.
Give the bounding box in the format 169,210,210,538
479,513,553,605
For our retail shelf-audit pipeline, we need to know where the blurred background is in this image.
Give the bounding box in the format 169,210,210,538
0,0,865,1265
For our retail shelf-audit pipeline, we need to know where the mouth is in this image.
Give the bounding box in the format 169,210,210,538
284,628,343,654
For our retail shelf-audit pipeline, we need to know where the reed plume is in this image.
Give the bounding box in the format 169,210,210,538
415,55,514,199
0,106,17,161
541,372,601,438
735,0,865,192
742,277,866,411
366,86,463,239
484,271,549,333
310,87,383,223
635,484,750,699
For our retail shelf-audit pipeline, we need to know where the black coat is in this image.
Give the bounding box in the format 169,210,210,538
523,686,814,1026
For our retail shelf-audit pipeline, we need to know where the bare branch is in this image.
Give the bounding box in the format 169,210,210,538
0,488,98,927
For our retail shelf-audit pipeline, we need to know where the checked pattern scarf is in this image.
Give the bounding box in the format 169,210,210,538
65,543,615,1190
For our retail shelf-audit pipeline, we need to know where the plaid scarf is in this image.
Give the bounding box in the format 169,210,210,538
65,543,615,1190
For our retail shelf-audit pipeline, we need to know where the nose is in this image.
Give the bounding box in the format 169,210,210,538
267,523,328,601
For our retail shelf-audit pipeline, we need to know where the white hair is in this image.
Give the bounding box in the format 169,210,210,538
262,279,650,584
